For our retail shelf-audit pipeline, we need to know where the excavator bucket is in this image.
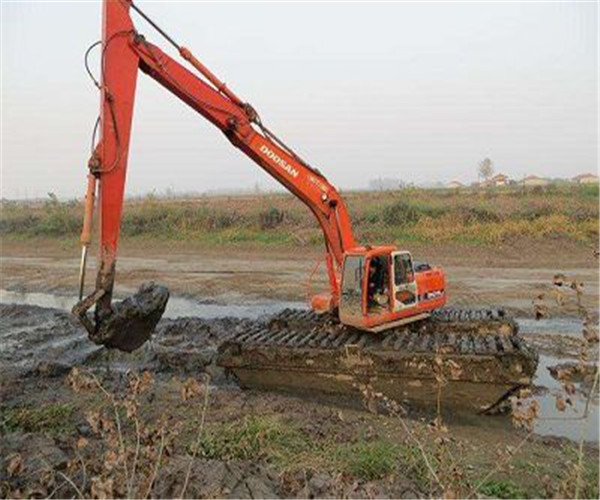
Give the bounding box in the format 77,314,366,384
74,282,169,353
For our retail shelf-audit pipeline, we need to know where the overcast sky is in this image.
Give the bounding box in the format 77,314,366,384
1,1,598,199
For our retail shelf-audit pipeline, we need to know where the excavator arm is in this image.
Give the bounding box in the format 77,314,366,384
74,0,356,349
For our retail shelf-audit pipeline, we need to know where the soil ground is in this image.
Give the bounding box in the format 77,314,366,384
2,238,598,318
1,239,599,498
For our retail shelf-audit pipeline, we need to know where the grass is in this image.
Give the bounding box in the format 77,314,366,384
194,415,311,463
1,403,75,435
2,375,598,498
1,183,598,247
193,416,599,496
397,442,436,491
479,479,530,499
192,415,401,481
561,443,600,499
334,440,399,480
470,447,600,499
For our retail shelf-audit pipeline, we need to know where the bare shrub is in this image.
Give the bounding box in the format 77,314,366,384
259,207,285,229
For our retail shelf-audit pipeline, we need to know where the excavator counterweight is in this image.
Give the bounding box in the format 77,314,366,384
73,0,538,411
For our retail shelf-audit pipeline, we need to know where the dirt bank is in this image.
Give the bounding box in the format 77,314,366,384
2,238,598,319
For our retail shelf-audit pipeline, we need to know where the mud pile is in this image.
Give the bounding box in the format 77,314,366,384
0,304,103,379
84,282,169,352
0,303,248,379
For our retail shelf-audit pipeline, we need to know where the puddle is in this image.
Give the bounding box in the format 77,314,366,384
517,317,584,337
0,289,307,320
0,290,78,312
166,295,307,319
1,290,584,333
530,355,599,443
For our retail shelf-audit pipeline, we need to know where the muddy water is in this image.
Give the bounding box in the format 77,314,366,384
532,355,599,442
0,289,584,333
518,317,584,337
0,289,307,319
1,289,598,443
517,315,599,443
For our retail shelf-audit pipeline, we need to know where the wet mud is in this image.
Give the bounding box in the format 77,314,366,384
0,302,530,404
0,304,102,380
88,282,169,352
1,301,595,439
2,241,598,497
1,300,598,499
2,240,598,320
0,303,238,380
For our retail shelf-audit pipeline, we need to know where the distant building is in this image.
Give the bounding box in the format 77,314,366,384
522,175,550,187
490,173,509,186
479,173,509,187
572,173,599,185
447,180,464,189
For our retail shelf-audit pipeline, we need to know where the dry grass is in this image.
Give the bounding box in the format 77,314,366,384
1,184,598,247
2,361,598,499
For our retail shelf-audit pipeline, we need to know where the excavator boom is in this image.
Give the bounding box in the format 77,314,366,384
74,0,358,347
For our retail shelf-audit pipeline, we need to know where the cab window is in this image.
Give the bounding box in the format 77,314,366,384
342,255,364,298
394,253,414,285
340,255,364,317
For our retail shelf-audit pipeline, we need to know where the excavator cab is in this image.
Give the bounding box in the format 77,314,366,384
339,246,446,332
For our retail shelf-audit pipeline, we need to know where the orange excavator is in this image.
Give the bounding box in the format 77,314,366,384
73,0,446,346
74,0,537,412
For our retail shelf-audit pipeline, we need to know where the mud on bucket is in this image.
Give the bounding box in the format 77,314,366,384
92,282,169,352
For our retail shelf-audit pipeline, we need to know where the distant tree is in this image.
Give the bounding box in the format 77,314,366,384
478,158,494,181
368,177,402,191
164,186,175,199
